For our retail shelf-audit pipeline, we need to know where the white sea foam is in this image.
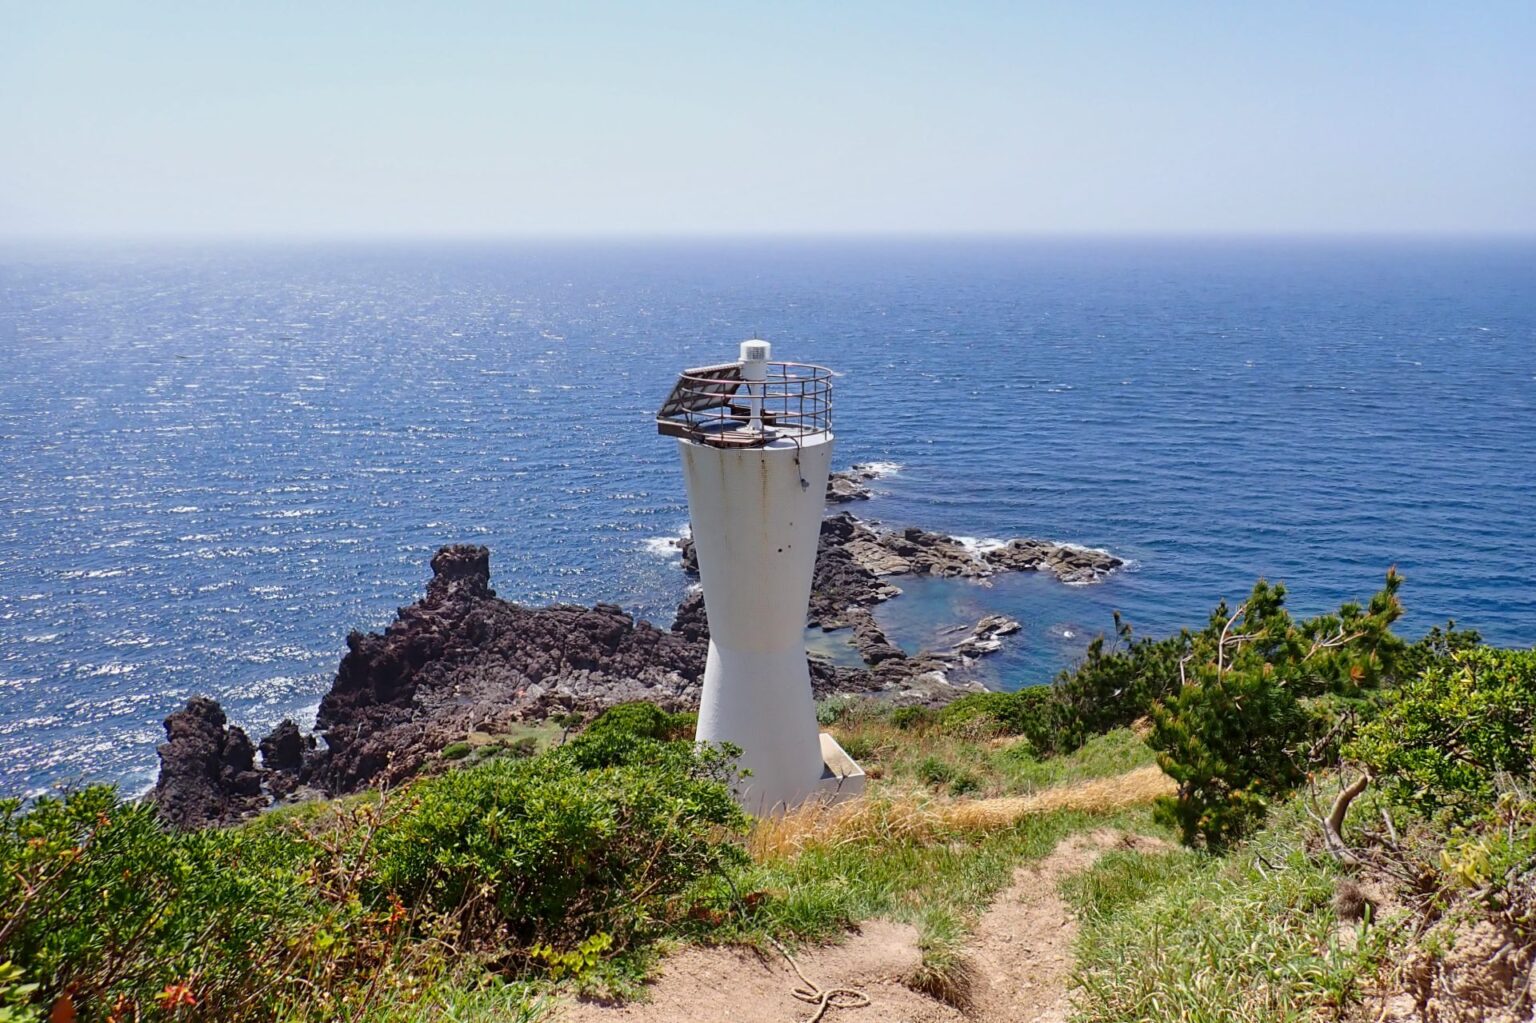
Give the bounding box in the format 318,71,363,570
81,662,135,677
642,523,691,558
856,461,902,478
952,535,1006,556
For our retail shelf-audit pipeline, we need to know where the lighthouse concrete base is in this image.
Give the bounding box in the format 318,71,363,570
816,732,866,801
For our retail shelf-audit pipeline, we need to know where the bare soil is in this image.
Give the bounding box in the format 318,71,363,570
555,828,1173,1023
964,829,1173,1023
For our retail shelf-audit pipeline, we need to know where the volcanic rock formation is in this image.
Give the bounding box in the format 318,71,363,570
148,477,1122,828
147,697,267,829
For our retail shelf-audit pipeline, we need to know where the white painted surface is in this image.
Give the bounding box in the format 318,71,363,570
678,430,837,813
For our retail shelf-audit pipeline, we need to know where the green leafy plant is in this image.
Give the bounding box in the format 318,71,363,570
889,706,936,731
374,739,747,950
0,962,40,1023
527,932,614,982
1350,647,1536,821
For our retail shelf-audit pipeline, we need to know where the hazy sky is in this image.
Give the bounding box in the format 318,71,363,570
3,1,1533,238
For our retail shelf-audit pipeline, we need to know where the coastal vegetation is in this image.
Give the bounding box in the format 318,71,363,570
2,576,1532,1021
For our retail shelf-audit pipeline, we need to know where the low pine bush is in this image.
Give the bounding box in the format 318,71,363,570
1147,573,1405,849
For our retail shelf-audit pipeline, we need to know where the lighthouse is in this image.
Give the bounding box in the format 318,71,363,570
657,341,865,813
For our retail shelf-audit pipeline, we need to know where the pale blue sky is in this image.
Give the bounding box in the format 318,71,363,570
3,2,1532,238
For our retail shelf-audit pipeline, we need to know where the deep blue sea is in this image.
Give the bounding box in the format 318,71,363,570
2,239,1533,798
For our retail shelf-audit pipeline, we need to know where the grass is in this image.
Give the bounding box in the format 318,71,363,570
275,970,547,1023
723,702,1177,1008
1063,797,1400,1023
829,712,1156,799
906,907,978,1010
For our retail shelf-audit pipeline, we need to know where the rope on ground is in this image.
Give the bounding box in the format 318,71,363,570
766,934,872,1023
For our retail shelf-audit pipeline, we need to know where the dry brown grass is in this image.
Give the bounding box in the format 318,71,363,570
749,765,1174,861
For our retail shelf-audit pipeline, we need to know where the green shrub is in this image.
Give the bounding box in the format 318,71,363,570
442,741,472,760
937,692,1011,729
1148,573,1405,849
581,702,694,742
1397,620,1482,681
0,962,40,1023
1047,614,1192,753
816,696,859,727
947,771,982,796
916,755,956,788
935,687,1058,752
504,735,539,759
836,732,878,763
0,727,744,1020
914,756,979,796
1350,647,1536,821
0,786,328,1022
564,702,704,771
890,706,937,731
373,740,747,950
1149,658,1310,850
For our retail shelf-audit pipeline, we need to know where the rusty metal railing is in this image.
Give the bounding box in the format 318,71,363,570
656,361,832,448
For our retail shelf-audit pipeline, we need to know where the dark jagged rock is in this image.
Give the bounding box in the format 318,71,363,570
982,539,1123,584
306,545,709,793
826,512,1123,587
148,697,266,829
808,513,903,627
425,543,495,601
258,718,316,800
147,469,1123,824
258,718,308,773
669,588,709,643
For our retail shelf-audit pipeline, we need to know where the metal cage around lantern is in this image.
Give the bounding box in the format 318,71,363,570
656,361,833,448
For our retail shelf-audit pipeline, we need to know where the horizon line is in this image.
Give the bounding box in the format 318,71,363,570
3,228,1535,247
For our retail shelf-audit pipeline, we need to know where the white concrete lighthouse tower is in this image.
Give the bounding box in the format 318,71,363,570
657,341,864,813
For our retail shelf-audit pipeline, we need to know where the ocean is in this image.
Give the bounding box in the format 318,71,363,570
2,238,1532,798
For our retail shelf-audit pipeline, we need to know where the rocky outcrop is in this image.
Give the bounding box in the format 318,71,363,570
834,519,1123,585
982,539,1123,585
148,470,1122,827
147,697,266,829
258,719,316,800
650,507,1121,712
825,464,888,503
305,545,709,794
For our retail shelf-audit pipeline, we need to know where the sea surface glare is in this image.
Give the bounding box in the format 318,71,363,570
1,239,1532,797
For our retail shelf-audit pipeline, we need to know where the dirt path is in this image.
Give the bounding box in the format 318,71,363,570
965,830,1171,1023
555,829,1171,1023
557,919,964,1023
